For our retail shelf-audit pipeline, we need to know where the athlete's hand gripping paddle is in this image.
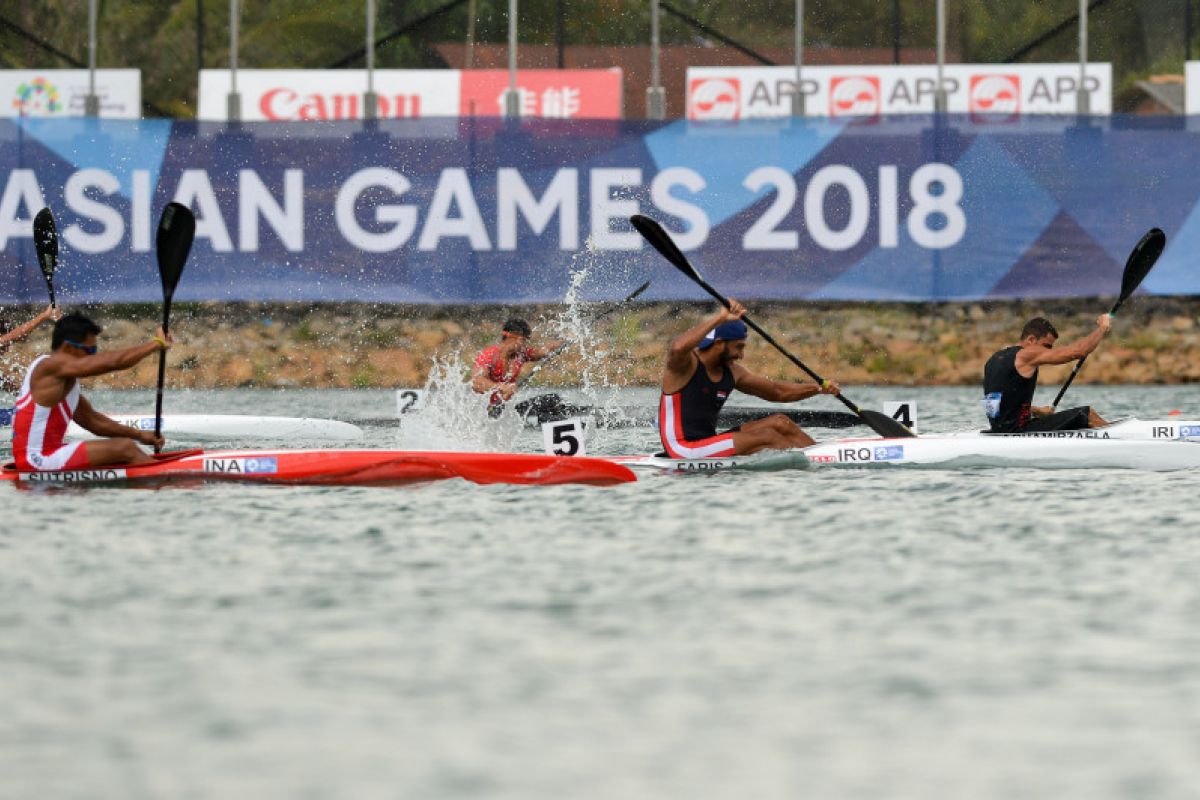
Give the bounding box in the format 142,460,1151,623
153,203,196,452
1051,227,1165,409
32,207,59,309
630,214,913,439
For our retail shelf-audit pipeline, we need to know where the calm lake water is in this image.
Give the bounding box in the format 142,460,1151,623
3,385,1199,799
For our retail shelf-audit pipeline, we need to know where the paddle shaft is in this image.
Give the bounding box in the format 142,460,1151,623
153,300,172,451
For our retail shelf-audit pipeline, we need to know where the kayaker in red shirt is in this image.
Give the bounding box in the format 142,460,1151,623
11,313,172,471
471,318,563,409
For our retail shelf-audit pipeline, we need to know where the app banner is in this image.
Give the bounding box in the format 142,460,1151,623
198,69,623,121
0,70,142,119
0,114,1195,305
687,64,1111,119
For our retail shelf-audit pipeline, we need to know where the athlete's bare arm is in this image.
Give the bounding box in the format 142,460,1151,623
0,305,58,349
663,302,745,393
73,395,163,449
1017,314,1111,371
731,364,840,402
526,342,565,360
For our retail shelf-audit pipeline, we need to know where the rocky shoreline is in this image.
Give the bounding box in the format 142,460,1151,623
3,297,1200,391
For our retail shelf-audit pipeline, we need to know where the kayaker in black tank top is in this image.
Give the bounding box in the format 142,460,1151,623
658,300,841,458
673,355,735,440
982,315,1113,433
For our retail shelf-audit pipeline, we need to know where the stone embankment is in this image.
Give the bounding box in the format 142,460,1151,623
3,298,1199,390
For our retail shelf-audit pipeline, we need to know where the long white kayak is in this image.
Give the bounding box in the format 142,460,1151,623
0,411,363,442
612,450,812,473
946,417,1200,441
802,435,1200,470
615,424,1200,473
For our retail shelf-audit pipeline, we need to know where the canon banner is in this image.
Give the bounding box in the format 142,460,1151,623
198,69,623,121
687,64,1112,119
0,70,142,119
0,114,1195,305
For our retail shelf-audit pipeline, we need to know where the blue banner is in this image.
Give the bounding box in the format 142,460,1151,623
0,115,1196,304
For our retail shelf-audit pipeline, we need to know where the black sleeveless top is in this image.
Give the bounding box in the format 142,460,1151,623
982,345,1037,432
669,357,736,439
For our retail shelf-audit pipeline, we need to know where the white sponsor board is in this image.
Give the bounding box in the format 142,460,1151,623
1186,62,1200,114
199,69,459,121
687,63,1111,120
0,69,141,118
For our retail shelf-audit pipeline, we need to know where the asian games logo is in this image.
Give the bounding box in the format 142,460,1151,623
829,76,880,118
969,74,1020,120
689,77,740,120
12,76,62,116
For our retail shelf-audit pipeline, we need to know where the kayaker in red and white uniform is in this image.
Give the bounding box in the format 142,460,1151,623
11,313,172,471
471,317,563,409
659,300,840,458
982,315,1112,433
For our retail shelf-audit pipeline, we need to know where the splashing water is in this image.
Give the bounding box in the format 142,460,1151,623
519,238,644,446
397,350,528,452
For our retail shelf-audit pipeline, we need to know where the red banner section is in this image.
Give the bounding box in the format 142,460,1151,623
459,70,623,119
198,69,623,121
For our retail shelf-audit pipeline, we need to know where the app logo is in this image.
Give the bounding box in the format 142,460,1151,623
829,76,880,117
970,74,1020,118
689,77,740,120
12,76,62,117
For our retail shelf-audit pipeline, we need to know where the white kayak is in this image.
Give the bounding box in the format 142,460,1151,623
59,414,365,442
1,406,363,442
612,450,811,473
807,433,1200,471
616,421,1200,473
947,417,1200,441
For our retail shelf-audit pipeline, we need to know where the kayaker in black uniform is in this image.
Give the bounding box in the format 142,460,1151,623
658,300,840,457
982,315,1112,433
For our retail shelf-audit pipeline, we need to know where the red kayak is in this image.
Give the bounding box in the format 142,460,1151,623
1,448,637,487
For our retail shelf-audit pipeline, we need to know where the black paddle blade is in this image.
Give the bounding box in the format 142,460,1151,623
630,214,702,283
33,207,58,305
1117,227,1165,304
155,202,195,301
858,408,916,439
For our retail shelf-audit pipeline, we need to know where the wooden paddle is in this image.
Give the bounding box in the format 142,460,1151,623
630,214,914,439
1051,227,1166,409
32,207,59,308
152,203,196,452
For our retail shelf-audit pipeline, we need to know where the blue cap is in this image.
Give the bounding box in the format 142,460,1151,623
699,320,748,350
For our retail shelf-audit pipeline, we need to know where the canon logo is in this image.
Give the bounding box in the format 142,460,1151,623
258,89,422,121
689,77,740,120
970,74,1020,116
829,76,880,117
